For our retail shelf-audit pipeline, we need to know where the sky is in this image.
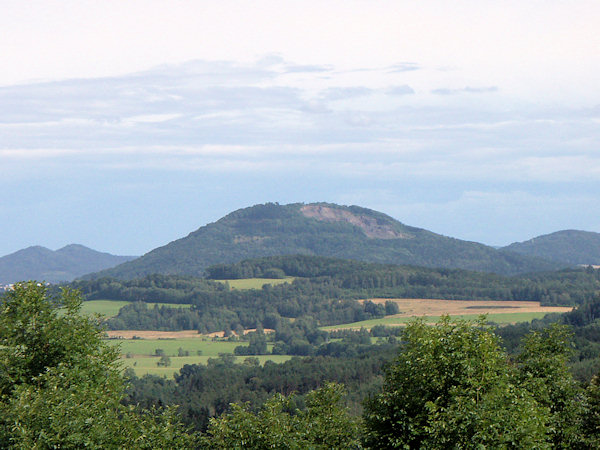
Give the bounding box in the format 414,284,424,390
1,0,599,256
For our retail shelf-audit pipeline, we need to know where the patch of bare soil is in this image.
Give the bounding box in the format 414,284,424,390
300,204,412,239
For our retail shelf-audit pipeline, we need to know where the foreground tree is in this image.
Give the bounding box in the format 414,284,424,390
0,281,196,448
582,374,600,447
202,382,362,449
363,316,550,449
516,324,586,448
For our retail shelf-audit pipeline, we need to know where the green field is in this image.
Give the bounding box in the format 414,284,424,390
80,300,131,317
80,300,192,317
110,338,289,376
321,311,553,331
111,338,250,357
216,277,295,290
119,354,293,377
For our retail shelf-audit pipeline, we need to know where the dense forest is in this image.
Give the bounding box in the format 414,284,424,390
69,255,600,335
503,229,600,265
5,281,600,447
124,295,600,435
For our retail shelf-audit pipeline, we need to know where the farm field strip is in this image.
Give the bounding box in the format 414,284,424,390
321,312,561,331
364,298,572,316
108,334,283,376
120,354,293,377
80,299,192,317
322,299,573,331
109,337,260,357
79,300,130,317
215,277,295,290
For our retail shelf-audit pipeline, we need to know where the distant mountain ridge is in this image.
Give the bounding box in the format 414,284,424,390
88,202,565,280
502,230,600,266
0,244,137,284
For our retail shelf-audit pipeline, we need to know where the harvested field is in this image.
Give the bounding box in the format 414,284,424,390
323,299,573,331
105,330,203,339
364,298,573,317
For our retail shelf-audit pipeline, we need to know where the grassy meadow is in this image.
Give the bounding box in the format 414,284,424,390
321,311,561,331
113,337,248,356
80,299,192,318
216,277,295,290
110,338,290,376
80,300,130,317
119,354,293,377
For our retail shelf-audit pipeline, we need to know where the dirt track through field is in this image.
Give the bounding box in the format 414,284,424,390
364,298,573,316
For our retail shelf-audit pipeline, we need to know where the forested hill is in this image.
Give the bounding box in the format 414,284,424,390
502,230,600,265
0,244,136,284
87,202,565,280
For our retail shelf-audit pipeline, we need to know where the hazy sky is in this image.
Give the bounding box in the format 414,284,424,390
1,1,599,256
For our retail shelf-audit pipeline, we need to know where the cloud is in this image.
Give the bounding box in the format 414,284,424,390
431,86,499,95
386,62,421,72
320,87,374,100
284,64,333,73
0,57,597,188
385,85,415,96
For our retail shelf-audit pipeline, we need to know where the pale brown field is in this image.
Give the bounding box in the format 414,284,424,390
105,330,203,339
363,298,573,317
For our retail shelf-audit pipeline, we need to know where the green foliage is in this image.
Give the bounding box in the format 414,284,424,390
363,316,550,449
157,355,172,367
0,281,196,448
201,383,362,449
234,329,268,355
70,258,600,336
384,300,399,315
516,324,586,448
582,374,600,446
496,297,600,383
126,346,393,431
503,229,600,265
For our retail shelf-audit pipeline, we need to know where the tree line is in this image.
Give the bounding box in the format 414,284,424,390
65,256,600,337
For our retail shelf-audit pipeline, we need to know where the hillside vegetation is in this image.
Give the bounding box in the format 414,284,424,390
70,255,600,335
503,229,600,265
87,203,564,280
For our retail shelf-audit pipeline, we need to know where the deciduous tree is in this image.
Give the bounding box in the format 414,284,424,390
0,281,196,448
362,316,549,449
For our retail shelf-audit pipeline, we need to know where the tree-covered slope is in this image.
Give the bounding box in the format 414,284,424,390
89,203,564,280
0,244,136,284
502,230,600,265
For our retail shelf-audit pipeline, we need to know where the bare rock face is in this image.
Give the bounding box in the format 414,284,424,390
300,205,413,240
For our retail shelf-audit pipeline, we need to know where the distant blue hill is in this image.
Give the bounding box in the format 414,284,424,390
0,244,137,284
